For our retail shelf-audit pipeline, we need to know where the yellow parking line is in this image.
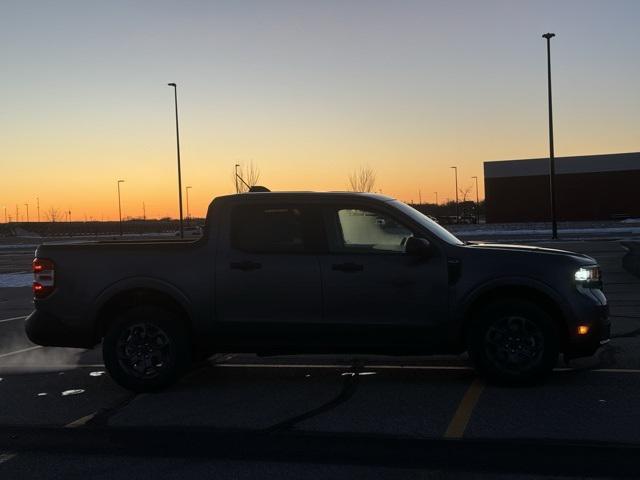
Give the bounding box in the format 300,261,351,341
444,378,485,439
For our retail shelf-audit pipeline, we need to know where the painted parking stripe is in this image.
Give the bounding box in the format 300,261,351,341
0,452,17,465
65,412,97,428
0,364,105,370
0,346,41,359
213,363,640,374
444,378,485,439
0,315,27,324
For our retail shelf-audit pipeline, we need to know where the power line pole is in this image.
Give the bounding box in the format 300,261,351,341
117,179,125,236
186,186,192,220
451,166,459,221
472,176,480,223
543,32,558,239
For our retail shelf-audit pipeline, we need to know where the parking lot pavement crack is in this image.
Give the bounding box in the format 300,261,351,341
262,359,364,434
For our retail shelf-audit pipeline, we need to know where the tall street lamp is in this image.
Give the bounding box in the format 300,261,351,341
186,186,192,220
543,32,558,239
451,166,459,221
234,164,240,193
117,179,125,236
168,83,185,239
3,206,6,223
471,176,480,223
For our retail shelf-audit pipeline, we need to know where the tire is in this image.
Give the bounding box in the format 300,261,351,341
103,306,191,393
467,298,559,385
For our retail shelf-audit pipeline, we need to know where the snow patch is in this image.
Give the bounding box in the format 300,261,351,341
0,272,32,288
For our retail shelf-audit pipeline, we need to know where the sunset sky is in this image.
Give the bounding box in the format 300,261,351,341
2,0,639,221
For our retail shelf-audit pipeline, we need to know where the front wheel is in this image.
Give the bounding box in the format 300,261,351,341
467,298,559,385
103,306,191,392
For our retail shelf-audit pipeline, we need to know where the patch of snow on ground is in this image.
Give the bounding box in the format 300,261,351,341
0,272,32,287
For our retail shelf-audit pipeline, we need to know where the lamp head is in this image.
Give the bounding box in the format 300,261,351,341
168,83,177,87
542,33,555,39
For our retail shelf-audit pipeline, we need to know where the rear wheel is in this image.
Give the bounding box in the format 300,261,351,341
467,298,559,385
103,306,191,392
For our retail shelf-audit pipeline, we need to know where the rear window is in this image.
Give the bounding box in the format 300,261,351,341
231,205,307,253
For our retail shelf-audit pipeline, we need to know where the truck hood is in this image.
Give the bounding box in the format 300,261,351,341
465,242,594,261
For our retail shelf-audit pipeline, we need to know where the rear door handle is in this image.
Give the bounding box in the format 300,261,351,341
332,262,364,273
230,260,262,271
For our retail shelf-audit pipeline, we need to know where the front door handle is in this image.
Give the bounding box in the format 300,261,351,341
332,262,364,273
230,260,262,271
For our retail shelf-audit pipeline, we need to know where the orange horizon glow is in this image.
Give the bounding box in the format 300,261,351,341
2,1,639,222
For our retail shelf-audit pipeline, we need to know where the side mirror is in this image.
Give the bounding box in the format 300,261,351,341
405,237,432,256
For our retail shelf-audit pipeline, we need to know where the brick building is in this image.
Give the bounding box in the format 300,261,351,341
484,152,640,223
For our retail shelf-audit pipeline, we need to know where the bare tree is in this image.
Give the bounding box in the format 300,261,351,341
231,161,261,193
45,207,60,223
348,166,377,193
459,185,473,202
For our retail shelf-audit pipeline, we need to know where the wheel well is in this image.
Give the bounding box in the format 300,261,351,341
95,288,192,341
462,286,569,349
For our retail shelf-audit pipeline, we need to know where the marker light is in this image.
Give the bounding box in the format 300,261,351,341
578,325,590,335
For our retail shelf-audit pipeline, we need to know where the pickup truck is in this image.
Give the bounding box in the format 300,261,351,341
26,192,610,392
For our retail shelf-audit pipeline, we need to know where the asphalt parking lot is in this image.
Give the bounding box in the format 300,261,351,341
0,238,639,477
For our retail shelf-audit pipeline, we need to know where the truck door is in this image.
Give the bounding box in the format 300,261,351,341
215,203,324,331
317,204,449,331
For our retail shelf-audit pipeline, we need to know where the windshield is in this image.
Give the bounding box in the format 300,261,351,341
390,200,464,245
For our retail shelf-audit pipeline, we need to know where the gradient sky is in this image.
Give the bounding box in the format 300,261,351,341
2,0,639,220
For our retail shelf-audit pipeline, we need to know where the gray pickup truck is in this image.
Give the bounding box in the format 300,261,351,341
26,192,609,391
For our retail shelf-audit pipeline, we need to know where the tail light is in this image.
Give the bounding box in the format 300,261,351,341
33,258,55,299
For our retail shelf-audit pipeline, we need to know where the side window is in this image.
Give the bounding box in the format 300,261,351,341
231,205,306,253
333,208,413,253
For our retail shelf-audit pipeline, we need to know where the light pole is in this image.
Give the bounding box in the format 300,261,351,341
117,179,125,236
471,176,480,223
451,166,459,221
234,164,240,193
2,206,6,223
168,83,185,239
24,203,29,222
543,32,558,239
186,186,192,221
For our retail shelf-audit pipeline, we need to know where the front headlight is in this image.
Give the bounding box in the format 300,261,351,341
574,265,602,287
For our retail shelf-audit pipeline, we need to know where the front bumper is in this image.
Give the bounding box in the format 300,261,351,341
25,309,96,349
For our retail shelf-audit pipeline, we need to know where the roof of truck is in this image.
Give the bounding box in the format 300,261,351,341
216,191,396,202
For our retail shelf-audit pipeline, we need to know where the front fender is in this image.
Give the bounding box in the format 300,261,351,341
452,276,572,333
